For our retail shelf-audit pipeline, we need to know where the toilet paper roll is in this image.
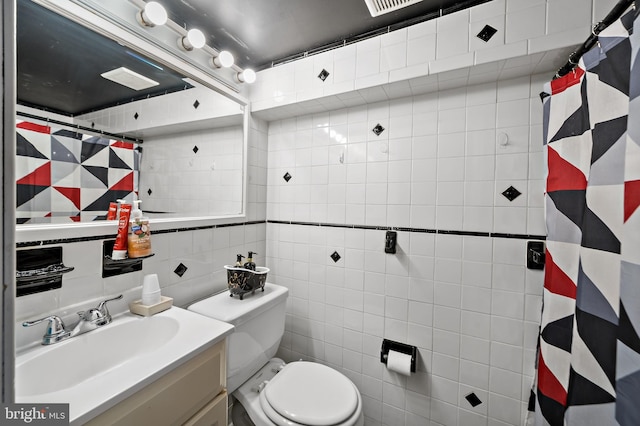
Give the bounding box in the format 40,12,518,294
386,350,412,376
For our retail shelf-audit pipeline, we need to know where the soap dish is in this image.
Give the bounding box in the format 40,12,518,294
129,296,173,316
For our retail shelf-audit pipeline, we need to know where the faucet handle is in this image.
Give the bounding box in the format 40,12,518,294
96,294,123,317
22,315,70,345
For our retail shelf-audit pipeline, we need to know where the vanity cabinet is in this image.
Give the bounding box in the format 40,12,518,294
85,339,227,426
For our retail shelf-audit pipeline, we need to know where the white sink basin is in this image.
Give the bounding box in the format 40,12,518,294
15,306,234,425
17,316,179,397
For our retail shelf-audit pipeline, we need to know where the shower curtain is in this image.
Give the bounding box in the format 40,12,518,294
531,6,640,426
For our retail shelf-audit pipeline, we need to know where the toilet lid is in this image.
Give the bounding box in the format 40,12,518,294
263,362,358,426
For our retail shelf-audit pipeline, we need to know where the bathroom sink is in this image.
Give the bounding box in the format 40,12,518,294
16,316,179,397
15,306,234,425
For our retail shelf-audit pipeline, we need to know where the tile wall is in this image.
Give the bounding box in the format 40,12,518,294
265,74,549,425
249,0,618,123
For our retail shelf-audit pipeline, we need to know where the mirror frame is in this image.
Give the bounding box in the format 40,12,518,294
3,0,16,404
15,0,251,243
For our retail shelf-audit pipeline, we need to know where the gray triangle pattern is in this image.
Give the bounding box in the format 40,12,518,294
589,131,627,186
51,136,80,163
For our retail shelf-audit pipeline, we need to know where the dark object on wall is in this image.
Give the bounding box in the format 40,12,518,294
102,239,153,278
385,230,397,254
527,241,545,270
380,338,417,373
16,246,74,296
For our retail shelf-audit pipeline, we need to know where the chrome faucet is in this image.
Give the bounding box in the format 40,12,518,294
23,294,123,345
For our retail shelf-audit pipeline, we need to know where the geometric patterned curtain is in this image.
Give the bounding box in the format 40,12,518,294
530,7,640,426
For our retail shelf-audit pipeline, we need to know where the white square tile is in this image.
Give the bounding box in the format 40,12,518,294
433,305,461,333
491,316,524,346
495,153,529,180
491,290,524,320
462,260,493,288
380,44,408,73
407,34,437,66
434,282,462,308
461,311,491,340
460,359,490,390
505,4,546,43
436,28,470,60
467,104,497,131
437,181,465,206
547,0,593,34
432,352,460,381
496,98,530,128
493,206,527,234
437,157,465,182
466,129,497,156
489,367,522,399
411,181,437,205
460,334,490,365
436,205,463,230
432,329,460,357
462,286,492,314
408,300,433,326
490,341,523,373
465,156,495,181
464,181,494,207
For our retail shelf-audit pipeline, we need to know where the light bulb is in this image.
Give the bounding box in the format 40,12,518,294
179,29,206,51
212,50,234,68
186,29,206,49
237,69,256,84
138,2,167,27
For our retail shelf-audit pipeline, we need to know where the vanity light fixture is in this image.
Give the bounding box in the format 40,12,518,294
134,1,255,84
179,28,206,51
236,69,257,84
211,50,235,68
136,1,167,27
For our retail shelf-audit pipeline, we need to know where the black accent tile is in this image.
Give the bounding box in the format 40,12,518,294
465,392,482,407
477,24,498,42
283,172,292,182
372,124,385,136
193,100,200,109
174,263,188,277
134,112,139,120
502,186,522,202
147,188,153,196
318,69,330,81
91,122,95,128
331,251,341,263
193,145,199,154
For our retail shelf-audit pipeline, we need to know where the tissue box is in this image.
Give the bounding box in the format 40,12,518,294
224,266,269,300
129,296,173,316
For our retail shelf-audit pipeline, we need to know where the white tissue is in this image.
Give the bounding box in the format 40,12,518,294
386,350,412,376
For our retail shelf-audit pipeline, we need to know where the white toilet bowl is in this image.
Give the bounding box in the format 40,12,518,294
233,358,364,426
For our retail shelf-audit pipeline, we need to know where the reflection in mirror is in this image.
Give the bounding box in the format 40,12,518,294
15,0,245,224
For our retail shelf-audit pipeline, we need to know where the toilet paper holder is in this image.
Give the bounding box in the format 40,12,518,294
380,338,417,373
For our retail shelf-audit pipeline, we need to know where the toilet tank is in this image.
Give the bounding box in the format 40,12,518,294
188,283,288,393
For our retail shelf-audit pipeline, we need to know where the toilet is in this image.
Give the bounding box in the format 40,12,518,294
188,283,364,426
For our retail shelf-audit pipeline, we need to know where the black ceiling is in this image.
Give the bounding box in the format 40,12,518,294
163,0,489,70
16,0,489,116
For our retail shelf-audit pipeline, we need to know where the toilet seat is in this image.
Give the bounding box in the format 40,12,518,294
259,361,361,426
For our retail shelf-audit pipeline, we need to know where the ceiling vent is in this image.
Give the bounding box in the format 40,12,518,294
100,67,159,91
364,0,424,17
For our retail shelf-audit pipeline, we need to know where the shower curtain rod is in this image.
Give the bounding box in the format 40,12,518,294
554,0,635,78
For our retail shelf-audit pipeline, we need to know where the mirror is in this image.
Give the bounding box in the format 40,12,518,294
15,0,247,225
